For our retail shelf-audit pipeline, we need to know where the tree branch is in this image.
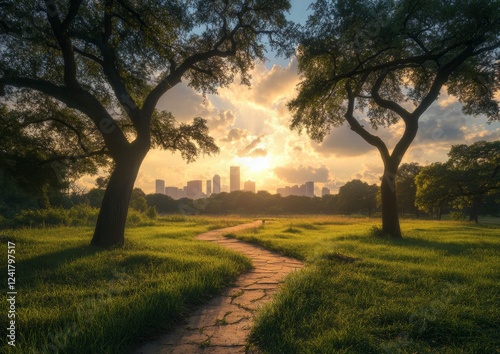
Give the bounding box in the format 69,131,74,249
92,38,141,126
371,70,412,121
345,83,391,166
38,147,108,166
61,0,84,32
21,117,91,153
0,75,129,157
43,0,80,89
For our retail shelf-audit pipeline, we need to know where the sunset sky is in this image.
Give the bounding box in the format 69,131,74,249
77,1,500,196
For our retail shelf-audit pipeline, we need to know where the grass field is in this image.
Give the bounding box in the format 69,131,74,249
229,217,500,353
2,215,499,353
0,215,251,354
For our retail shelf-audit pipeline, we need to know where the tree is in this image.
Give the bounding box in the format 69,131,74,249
130,188,148,213
396,162,421,216
446,141,499,222
288,0,500,237
415,162,452,220
0,103,106,215
415,141,500,222
338,179,378,216
1,0,291,247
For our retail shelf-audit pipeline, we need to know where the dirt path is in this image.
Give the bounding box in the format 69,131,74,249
134,221,303,354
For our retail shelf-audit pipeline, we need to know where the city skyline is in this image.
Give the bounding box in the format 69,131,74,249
154,166,326,199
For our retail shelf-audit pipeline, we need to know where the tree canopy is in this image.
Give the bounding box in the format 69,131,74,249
288,0,500,237
416,141,500,222
0,0,292,247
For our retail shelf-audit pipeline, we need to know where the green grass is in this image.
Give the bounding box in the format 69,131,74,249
230,216,500,353
0,215,252,354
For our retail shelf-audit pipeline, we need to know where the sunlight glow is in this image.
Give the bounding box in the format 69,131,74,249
236,155,272,178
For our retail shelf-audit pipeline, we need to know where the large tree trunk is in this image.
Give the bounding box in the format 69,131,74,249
381,167,402,238
90,148,147,248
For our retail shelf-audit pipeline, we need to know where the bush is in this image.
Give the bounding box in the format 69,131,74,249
1,204,157,229
68,204,99,226
146,206,158,219
6,205,99,228
450,211,466,221
14,208,71,227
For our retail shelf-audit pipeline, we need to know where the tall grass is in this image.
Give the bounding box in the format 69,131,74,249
0,215,251,354
231,217,500,353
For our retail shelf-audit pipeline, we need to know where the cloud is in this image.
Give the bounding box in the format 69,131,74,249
207,109,236,131
274,165,330,183
252,59,300,107
354,163,383,184
416,104,467,144
249,148,267,157
157,82,213,122
313,121,379,157
221,128,249,142
237,134,267,157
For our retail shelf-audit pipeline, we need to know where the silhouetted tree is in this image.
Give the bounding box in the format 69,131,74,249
288,0,500,237
338,179,378,216
416,141,500,222
1,0,291,247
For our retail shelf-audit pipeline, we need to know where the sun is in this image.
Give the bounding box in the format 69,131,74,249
236,155,272,178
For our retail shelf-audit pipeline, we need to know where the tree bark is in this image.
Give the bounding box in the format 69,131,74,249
381,166,402,238
90,147,147,248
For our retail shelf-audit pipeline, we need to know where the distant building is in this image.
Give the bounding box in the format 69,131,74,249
178,187,187,199
155,179,165,194
322,187,330,197
165,187,178,199
186,180,203,199
305,181,315,197
206,180,212,195
213,174,221,194
277,182,315,197
244,180,256,193
230,166,240,192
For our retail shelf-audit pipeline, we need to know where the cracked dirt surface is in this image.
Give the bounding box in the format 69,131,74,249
134,221,303,354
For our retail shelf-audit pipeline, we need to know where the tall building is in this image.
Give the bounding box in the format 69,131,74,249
213,175,221,194
186,180,203,199
244,180,256,193
155,179,165,194
230,166,240,192
305,181,315,197
165,187,178,199
322,187,330,197
206,180,212,195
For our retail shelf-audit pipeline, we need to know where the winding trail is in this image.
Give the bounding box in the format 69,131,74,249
134,221,303,354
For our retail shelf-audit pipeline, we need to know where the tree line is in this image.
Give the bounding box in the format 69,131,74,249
2,141,497,227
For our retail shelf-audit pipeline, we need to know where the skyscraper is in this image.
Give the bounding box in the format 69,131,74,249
206,180,212,195
155,179,165,194
322,187,330,197
244,180,256,193
165,187,178,199
186,180,203,199
230,166,240,192
213,175,221,194
305,181,315,197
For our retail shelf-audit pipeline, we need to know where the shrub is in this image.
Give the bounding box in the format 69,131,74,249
450,211,466,221
146,206,158,219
